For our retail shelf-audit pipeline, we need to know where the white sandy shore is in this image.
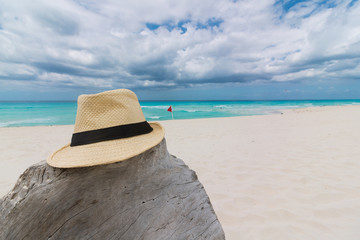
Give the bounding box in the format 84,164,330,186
1,105,360,239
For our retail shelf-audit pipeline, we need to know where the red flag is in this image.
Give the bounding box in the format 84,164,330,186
167,106,172,112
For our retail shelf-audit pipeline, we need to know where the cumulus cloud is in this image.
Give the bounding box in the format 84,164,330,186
0,0,359,93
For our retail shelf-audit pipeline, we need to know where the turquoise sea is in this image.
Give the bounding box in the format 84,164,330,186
0,100,359,127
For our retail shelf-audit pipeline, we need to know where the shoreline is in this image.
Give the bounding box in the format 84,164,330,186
1,101,360,128
1,105,360,239
0,104,358,129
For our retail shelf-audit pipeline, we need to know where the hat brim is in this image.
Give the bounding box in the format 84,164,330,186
47,122,164,168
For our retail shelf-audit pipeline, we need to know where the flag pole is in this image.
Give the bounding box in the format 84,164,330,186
168,105,174,120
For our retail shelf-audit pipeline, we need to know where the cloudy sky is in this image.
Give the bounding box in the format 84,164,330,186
1,0,360,100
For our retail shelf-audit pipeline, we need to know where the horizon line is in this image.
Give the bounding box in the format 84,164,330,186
1,98,360,103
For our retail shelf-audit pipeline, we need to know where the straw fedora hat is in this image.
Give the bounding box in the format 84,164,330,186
47,89,164,168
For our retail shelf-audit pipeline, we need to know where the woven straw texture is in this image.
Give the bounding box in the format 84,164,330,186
74,89,146,133
47,89,164,168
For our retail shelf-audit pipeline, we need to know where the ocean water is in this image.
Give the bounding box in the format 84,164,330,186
0,100,359,127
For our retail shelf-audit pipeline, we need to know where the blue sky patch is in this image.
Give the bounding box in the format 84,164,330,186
347,0,359,8
146,17,223,34
275,0,338,13
146,21,177,32
196,18,224,30
145,22,161,31
276,0,309,12
274,0,340,20
177,19,191,34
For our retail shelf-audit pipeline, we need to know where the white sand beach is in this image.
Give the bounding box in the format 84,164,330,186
1,105,360,239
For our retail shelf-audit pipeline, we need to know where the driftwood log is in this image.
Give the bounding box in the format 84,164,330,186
0,139,225,240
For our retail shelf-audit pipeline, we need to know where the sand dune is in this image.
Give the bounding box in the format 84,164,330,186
1,105,360,239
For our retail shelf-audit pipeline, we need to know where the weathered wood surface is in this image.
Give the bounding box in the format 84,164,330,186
0,139,225,240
